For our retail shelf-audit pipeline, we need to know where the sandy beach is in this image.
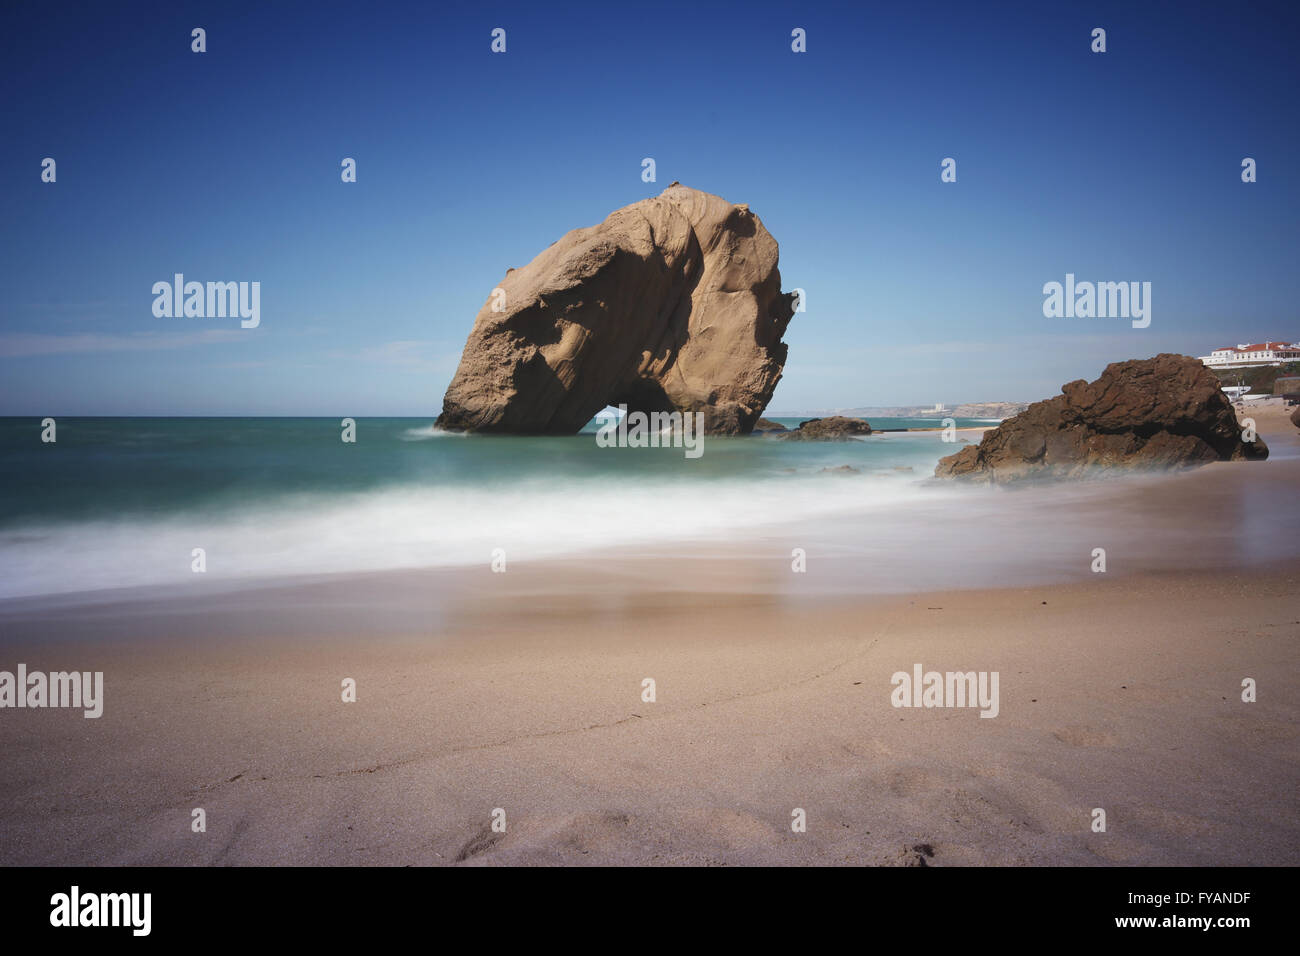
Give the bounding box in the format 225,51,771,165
0,409,1296,866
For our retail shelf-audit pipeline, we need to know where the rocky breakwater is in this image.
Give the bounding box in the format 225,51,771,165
776,417,873,441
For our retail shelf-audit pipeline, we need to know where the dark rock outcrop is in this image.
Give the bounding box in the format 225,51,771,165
436,184,796,435
934,354,1268,483
778,416,873,441
753,417,788,434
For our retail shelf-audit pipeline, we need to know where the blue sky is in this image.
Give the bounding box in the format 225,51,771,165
2,0,1297,415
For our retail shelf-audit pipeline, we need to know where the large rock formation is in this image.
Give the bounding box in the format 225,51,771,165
436,184,796,435
934,354,1268,483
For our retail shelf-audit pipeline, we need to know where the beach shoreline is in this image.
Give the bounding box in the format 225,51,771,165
0,407,1295,865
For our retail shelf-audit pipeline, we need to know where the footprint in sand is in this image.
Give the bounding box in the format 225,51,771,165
554,811,633,854
882,842,937,867
888,766,943,797
454,824,502,862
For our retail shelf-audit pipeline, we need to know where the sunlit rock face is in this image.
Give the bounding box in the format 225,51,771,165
436,183,796,436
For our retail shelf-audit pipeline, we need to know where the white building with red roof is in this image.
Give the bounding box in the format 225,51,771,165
1198,341,1300,368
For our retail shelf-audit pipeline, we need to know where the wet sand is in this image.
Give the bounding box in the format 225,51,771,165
0,409,1296,865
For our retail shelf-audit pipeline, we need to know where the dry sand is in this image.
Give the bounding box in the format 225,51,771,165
0,407,1296,866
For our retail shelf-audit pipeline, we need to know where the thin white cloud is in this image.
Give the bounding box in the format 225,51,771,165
0,329,248,357
350,339,455,370
879,341,997,356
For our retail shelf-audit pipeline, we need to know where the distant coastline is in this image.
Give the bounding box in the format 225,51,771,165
773,401,1030,421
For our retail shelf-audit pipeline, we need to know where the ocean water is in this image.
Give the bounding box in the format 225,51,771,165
0,416,992,600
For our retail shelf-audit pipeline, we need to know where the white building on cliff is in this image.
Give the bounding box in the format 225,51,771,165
1198,341,1300,369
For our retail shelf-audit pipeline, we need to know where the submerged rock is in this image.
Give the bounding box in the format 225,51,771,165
436,183,796,435
934,354,1268,483
778,416,873,441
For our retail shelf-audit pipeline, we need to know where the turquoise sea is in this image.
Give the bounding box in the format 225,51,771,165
0,415,993,599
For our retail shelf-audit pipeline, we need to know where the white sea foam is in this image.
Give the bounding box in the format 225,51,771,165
3,431,1294,601
399,425,469,441
0,470,941,599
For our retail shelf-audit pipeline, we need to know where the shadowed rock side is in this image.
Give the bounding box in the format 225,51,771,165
752,417,788,434
934,354,1269,483
436,183,796,435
